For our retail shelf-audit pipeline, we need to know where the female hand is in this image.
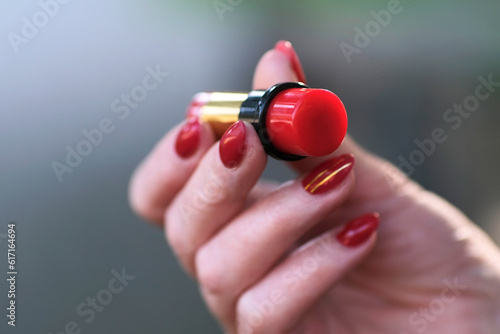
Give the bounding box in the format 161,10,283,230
129,42,500,333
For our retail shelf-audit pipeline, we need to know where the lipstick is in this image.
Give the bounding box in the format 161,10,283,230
186,82,347,161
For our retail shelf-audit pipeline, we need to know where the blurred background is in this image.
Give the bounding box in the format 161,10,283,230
1,0,499,332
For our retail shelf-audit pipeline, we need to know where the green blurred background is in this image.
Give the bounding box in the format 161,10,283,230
1,0,499,332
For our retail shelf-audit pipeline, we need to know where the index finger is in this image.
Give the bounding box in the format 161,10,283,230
129,121,215,224
252,41,300,90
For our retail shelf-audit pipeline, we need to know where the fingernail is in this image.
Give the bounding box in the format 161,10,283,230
219,121,246,168
336,213,380,247
175,119,201,159
274,40,307,84
302,154,354,195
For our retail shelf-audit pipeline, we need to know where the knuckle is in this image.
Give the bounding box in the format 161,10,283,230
132,205,161,225
195,246,227,296
128,180,161,223
176,171,234,223
235,293,257,333
164,208,189,258
164,210,198,276
236,291,266,334
235,292,275,334
197,169,233,206
128,161,176,224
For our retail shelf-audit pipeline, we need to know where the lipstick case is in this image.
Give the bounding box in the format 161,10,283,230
187,82,347,161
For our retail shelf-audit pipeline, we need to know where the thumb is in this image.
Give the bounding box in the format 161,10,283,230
252,41,417,201
252,40,304,90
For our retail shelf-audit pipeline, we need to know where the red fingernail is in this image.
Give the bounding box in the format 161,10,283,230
336,213,380,247
274,40,307,84
302,154,354,195
219,121,246,168
175,119,201,159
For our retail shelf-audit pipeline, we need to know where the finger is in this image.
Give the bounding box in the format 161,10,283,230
244,180,280,209
252,43,300,90
251,41,417,201
235,213,379,333
290,134,417,201
166,122,267,276
195,155,355,329
132,41,300,224
129,120,215,224
166,41,303,273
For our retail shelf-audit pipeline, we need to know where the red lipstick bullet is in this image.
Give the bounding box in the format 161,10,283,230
187,82,348,161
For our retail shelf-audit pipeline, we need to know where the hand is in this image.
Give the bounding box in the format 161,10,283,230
129,43,500,334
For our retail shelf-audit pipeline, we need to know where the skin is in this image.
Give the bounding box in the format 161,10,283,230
129,48,500,333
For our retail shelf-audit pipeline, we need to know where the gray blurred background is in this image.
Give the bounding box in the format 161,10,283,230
1,0,499,333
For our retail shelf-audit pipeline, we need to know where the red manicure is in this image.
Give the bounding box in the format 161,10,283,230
274,40,307,84
219,121,246,168
175,119,201,159
302,154,354,195
336,213,380,247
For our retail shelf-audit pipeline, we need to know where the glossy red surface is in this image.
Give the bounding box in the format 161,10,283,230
274,40,307,84
175,119,201,159
336,213,380,247
219,121,246,168
266,88,347,157
302,154,354,195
